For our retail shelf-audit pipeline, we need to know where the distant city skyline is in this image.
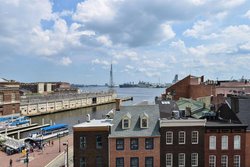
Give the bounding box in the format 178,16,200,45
0,0,250,84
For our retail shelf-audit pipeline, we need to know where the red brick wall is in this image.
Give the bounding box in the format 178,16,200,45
109,137,160,167
245,132,250,167
189,85,214,99
204,131,246,167
166,76,191,100
0,89,20,115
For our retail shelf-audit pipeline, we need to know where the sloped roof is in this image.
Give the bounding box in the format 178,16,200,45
234,98,250,130
109,105,160,138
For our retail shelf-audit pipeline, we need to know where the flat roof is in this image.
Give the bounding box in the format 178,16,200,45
73,119,113,128
160,118,207,127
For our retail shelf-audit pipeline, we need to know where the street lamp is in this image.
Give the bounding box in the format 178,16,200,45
57,133,61,153
63,141,69,167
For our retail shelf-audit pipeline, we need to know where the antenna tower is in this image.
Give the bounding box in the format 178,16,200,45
109,63,114,88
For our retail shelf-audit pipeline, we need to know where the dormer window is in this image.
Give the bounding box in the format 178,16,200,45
122,113,131,129
140,113,149,128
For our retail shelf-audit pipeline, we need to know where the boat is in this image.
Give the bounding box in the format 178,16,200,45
0,116,30,130
28,124,69,142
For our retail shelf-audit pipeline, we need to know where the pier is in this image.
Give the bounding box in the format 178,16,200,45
20,91,117,116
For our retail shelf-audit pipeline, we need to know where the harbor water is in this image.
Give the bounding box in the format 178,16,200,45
22,87,165,138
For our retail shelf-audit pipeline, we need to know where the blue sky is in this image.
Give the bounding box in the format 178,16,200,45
0,0,250,84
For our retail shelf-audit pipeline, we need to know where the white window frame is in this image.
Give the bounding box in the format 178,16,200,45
221,136,228,150
234,155,240,167
234,135,241,150
209,155,216,167
178,131,185,144
209,136,216,150
166,131,173,145
221,155,228,167
141,117,148,128
191,131,199,144
191,153,198,167
178,153,185,167
166,153,173,167
122,118,130,129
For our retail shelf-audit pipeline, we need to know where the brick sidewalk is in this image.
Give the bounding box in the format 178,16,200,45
0,134,73,167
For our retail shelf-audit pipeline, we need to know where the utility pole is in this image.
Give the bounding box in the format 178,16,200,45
109,63,114,88
58,134,61,152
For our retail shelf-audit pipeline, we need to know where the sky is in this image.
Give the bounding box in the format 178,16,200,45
0,0,250,84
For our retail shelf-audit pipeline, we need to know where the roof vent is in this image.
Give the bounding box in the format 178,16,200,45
172,110,180,119
86,114,90,122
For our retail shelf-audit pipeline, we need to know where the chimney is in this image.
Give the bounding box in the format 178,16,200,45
115,98,121,111
185,107,191,117
201,75,204,83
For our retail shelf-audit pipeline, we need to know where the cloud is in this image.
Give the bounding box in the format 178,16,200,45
92,58,110,66
96,35,112,47
183,20,212,38
244,10,250,19
60,57,72,66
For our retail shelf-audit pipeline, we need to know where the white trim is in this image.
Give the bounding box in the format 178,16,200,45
191,153,198,167
166,153,173,167
191,131,199,144
179,131,185,144
166,131,173,145
178,153,185,167
234,135,241,150
221,136,228,150
209,136,216,150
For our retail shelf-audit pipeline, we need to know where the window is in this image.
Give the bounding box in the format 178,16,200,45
209,155,216,167
140,113,149,128
166,153,173,167
145,138,154,150
221,155,228,167
80,157,86,167
234,135,241,150
80,136,86,150
130,157,139,167
234,155,240,167
96,156,102,167
116,157,124,167
166,131,173,144
178,153,185,167
130,138,139,150
122,113,131,129
96,135,102,149
179,131,185,144
209,136,216,150
191,131,199,144
123,119,129,128
141,118,148,128
191,153,198,166
11,93,15,102
145,157,153,167
221,136,228,150
116,138,124,150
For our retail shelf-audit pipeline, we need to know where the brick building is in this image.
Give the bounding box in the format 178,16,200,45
204,121,247,167
229,95,250,166
165,75,250,102
73,119,112,167
160,118,206,167
0,78,20,115
109,105,160,167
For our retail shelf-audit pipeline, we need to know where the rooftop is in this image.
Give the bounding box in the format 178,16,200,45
73,119,113,128
109,105,160,138
160,118,207,127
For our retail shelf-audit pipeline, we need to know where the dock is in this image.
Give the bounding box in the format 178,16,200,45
0,123,38,134
6,124,50,137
